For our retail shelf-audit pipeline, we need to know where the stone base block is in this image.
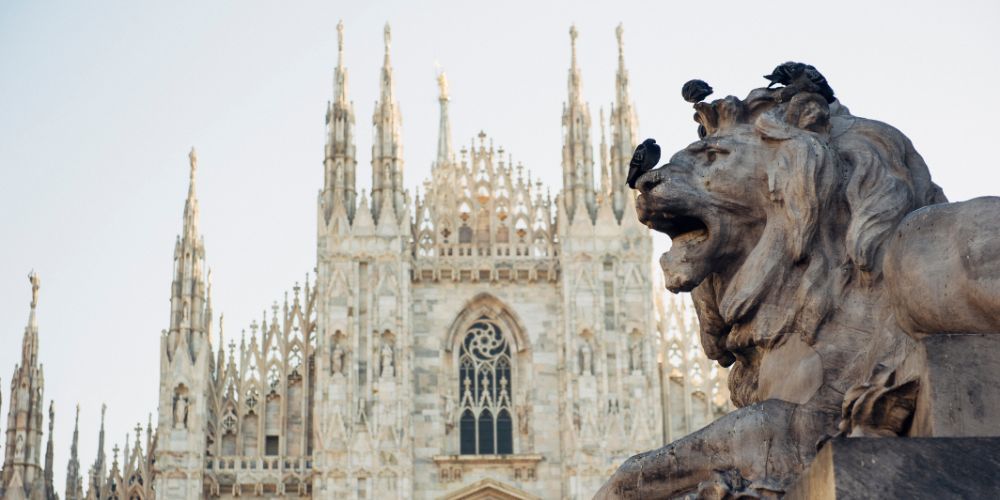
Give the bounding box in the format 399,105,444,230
786,437,1000,500
911,334,1000,437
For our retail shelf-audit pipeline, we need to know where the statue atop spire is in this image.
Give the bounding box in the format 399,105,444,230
570,24,579,69
384,23,392,57
29,270,40,309
437,71,449,100
188,147,197,183
337,19,344,60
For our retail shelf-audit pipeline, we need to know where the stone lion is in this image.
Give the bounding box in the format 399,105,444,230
597,70,1000,498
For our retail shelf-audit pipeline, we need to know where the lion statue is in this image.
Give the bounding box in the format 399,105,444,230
597,63,1000,498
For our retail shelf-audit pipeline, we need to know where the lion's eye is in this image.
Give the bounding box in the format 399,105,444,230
704,148,727,166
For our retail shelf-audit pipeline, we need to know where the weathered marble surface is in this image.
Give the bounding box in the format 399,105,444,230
909,334,1000,438
785,437,1000,500
598,63,1000,498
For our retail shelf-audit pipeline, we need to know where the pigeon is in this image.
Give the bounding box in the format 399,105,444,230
682,79,714,103
763,61,836,103
627,138,660,189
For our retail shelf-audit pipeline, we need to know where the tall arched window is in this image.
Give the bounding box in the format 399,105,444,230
458,316,513,455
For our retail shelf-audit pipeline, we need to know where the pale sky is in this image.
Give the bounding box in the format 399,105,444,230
1,0,998,492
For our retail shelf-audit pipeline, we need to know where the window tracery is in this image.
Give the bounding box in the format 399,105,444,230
458,317,513,455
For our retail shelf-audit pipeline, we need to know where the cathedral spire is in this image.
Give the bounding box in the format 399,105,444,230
609,23,639,221
64,404,83,500
89,404,106,498
436,71,454,166
169,148,210,353
323,19,358,224
23,271,40,367
599,107,611,202
3,271,46,498
44,401,55,500
154,149,215,496
561,24,595,222
184,148,199,239
371,22,405,224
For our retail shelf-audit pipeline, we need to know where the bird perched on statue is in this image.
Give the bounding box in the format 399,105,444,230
627,138,660,189
763,62,836,103
681,79,714,103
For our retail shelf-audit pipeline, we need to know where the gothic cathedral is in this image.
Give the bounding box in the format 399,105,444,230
1,23,729,500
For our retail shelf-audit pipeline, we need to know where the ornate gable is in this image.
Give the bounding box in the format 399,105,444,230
441,478,540,500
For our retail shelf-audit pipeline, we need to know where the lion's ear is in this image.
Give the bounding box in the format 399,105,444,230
785,93,831,134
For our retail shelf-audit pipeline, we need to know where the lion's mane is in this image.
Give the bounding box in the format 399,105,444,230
690,90,947,407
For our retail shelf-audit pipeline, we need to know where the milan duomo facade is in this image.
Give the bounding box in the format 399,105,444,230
0,23,730,500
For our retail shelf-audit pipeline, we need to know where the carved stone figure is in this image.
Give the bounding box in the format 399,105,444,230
579,341,593,376
174,395,189,429
598,63,1000,498
380,342,394,378
28,271,40,308
442,394,456,434
628,339,642,373
331,342,345,375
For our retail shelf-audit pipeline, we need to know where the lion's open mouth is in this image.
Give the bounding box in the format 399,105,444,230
659,215,709,244
636,193,718,292
652,213,715,292
643,209,710,248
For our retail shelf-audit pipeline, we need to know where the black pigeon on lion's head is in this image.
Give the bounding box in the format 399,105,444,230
627,138,660,189
764,61,836,103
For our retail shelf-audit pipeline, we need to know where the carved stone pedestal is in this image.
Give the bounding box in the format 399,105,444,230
786,437,1000,499
910,333,1000,437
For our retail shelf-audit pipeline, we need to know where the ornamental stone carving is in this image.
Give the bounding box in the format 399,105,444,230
600,62,1000,498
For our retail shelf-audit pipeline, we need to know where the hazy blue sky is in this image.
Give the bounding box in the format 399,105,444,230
1,0,998,491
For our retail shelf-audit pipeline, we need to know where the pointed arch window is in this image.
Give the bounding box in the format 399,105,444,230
458,317,513,455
